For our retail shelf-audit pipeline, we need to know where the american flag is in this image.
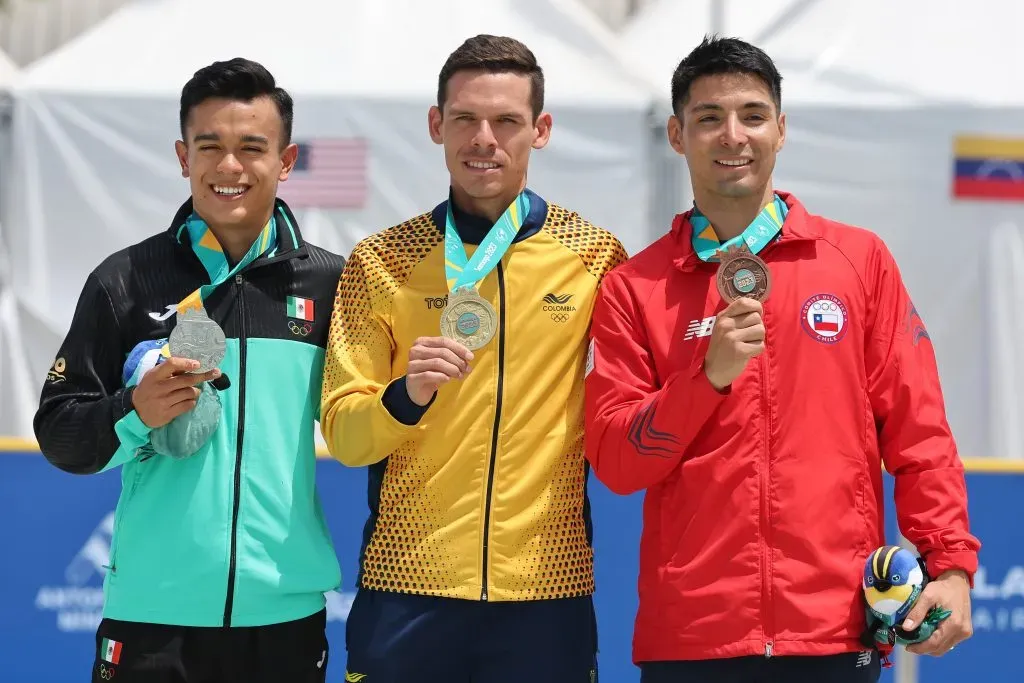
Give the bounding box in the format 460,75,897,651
278,138,368,209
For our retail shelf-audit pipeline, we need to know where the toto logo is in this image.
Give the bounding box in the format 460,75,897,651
424,297,448,310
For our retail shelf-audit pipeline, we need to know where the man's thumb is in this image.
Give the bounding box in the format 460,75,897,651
902,592,934,630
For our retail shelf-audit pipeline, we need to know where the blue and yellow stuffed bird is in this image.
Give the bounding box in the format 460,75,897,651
861,545,951,649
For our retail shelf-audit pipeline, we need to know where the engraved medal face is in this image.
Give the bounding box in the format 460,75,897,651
168,306,226,372
440,288,497,351
716,243,772,302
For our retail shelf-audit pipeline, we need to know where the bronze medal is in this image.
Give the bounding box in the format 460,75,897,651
715,243,771,302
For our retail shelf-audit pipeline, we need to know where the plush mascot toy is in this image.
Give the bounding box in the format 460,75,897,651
861,545,952,658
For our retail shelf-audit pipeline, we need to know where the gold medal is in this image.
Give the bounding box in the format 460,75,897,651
440,288,497,350
715,243,772,302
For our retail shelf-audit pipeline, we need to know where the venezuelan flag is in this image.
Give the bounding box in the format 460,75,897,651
952,135,1024,201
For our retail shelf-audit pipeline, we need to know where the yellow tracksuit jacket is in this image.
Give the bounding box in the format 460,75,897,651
321,190,627,602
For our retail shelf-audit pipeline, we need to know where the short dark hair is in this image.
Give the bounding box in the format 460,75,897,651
437,34,545,119
670,35,782,117
179,57,294,147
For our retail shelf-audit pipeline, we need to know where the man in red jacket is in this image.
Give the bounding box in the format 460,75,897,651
585,35,980,682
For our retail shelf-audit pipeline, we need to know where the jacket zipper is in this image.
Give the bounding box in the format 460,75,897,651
108,467,143,574
480,262,507,601
223,273,248,626
760,319,775,657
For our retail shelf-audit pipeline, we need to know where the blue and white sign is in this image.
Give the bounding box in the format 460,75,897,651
0,452,1016,683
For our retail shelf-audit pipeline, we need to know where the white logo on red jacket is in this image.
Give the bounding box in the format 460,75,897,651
801,294,849,344
684,316,716,340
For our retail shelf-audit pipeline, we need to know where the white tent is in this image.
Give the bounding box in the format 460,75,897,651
0,48,17,85
1,0,657,438
0,47,32,439
624,0,1024,459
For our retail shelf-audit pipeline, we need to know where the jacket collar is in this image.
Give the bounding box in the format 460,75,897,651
430,187,549,245
672,190,820,272
167,196,309,263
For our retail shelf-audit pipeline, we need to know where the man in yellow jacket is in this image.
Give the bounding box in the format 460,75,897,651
320,34,627,683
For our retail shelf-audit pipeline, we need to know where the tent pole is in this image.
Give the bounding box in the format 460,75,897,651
711,0,725,35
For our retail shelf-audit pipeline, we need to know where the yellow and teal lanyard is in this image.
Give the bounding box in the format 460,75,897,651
444,192,530,292
174,213,277,312
690,193,788,261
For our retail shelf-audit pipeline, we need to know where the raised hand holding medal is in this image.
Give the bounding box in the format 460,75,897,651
148,213,277,457
692,194,787,391
404,192,529,406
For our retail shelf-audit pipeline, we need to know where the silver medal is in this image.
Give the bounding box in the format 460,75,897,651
168,306,226,373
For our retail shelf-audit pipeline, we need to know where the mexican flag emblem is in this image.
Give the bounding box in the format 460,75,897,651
101,638,122,664
287,295,314,322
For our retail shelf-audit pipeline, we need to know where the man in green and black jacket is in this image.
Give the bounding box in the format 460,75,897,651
34,57,343,683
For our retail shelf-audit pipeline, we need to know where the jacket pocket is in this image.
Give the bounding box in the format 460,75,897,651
108,463,145,576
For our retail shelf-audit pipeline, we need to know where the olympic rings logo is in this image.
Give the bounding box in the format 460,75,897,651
550,313,569,323
288,320,313,336
811,301,839,312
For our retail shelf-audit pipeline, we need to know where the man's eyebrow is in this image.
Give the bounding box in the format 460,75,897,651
689,101,773,113
447,108,526,120
191,133,270,144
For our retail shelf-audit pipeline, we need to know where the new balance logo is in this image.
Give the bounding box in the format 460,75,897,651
543,293,573,305
684,316,716,340
856,651,873,668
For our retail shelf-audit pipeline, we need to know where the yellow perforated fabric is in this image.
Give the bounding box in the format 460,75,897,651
321,203,627,601
358,441,463,593
546,205,629,282
322,212,442,395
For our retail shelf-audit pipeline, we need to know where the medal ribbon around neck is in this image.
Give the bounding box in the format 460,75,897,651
690,193,788,262
175,213,278,312
444,192,530,293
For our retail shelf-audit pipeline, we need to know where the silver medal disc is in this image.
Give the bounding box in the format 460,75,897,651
168,306,226,373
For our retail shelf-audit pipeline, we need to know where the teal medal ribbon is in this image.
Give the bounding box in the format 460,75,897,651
444,192,529,292
690,193,788,262
175,212,278,310
124,212,278,459
438,192,529,350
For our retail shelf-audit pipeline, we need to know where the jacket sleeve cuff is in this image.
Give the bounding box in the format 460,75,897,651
382,376,434,426
102,400,153,473
925,551,979,587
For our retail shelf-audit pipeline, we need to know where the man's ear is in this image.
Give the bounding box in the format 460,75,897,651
532,112,552,150
175,140,189,178
667,115,686,156
428,106,444,145
279,143,299,181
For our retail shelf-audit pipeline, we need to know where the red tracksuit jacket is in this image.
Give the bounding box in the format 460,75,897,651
585,192,980,662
